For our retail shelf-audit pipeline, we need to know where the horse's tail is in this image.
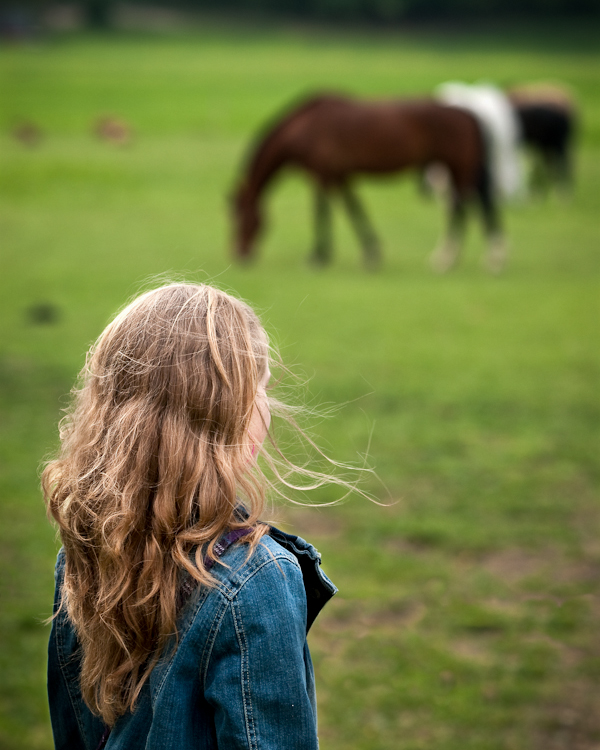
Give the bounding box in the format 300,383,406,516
476,153,493,205
437,83,524,200
475,132,502,236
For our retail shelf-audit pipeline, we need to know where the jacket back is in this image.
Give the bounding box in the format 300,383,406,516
48,529,336,750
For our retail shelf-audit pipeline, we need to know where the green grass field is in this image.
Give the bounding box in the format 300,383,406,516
1,20,599,750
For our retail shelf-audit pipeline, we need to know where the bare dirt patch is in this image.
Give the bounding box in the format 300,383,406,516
481,548,550,584
535,679,600,750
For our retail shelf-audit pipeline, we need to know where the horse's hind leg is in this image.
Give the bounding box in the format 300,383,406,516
477,166,506,274
430,191,466,273
339,182,381,269
310,186,333,266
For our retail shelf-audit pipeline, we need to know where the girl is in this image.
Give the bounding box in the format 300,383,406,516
43,283,339,750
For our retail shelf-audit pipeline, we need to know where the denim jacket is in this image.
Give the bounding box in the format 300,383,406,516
47,527,337,750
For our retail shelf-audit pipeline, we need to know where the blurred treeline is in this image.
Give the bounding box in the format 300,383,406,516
176,0,600,20
6,0,600,31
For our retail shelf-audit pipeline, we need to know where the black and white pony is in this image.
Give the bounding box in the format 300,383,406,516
507,84,577,196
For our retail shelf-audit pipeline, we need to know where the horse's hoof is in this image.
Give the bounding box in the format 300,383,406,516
430,237,461,273
235,254,256,267
364,250,382,272
308,254,330,269
430,249,456,273
484,238,508,274
485,256,506,275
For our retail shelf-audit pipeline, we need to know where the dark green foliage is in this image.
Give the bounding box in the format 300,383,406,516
130,0,600,21
83,1,114,29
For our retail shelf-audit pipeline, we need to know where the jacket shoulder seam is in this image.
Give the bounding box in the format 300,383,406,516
219,547,301,602
198,595,231,692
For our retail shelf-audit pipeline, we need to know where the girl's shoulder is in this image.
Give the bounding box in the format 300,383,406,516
206,525,337,632
209,531,303,600
212,524,331,589
174,532,309,652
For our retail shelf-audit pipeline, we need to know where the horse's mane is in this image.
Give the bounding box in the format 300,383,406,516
241,92,345,176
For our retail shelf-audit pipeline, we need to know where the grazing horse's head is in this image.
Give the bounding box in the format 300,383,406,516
231,182,263,260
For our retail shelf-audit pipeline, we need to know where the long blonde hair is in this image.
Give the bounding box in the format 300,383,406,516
43,283,275,725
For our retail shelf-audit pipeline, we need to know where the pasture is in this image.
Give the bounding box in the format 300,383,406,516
1,20,599,749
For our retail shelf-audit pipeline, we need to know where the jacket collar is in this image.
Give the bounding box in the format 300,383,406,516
267,523,337,632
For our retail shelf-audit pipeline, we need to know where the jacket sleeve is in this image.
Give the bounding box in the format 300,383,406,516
203,555,318,750
47,552,106,750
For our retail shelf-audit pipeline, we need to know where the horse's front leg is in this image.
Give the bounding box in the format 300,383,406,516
310,185,333,266
339,182,381,270
430,191,466,273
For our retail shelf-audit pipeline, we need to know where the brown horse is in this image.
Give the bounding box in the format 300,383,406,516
232,93,506,272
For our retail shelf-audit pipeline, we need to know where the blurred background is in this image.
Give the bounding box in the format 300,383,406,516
1,2,599,749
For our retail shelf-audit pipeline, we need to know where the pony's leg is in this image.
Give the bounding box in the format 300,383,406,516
430,193,466,273
529,151,549,197
310,186,332,265
338,183,381,269
553,148,573,199
477,168,506,274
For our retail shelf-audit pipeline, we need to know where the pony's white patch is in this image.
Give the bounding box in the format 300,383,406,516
437,82,524,201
